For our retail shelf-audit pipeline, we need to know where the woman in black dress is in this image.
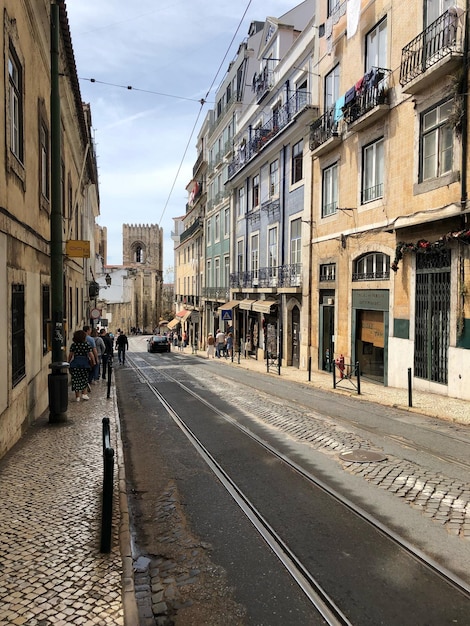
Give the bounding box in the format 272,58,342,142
68,329,94,402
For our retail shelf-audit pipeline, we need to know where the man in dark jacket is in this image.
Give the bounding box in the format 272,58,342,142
116,331,129,365
100,329,114,379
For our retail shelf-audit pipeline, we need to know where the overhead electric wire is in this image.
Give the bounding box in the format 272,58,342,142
79,77,208,104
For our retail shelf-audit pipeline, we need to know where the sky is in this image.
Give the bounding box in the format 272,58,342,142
65,0,300,281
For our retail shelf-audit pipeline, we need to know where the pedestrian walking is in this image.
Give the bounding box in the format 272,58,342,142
215,329,226,358
207,333,215,358
116,330,129,364
92,329,105,381
68,329,94,401
83,325,99,390
100,329,114,379
226,332,234,359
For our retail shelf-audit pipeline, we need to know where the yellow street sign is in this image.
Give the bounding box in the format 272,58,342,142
66,240,90,258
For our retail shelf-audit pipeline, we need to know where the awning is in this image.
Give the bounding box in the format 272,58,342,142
167,318,180,330
175,309,192,323
238,299,254,311
252,300,277,314
217,300,240,311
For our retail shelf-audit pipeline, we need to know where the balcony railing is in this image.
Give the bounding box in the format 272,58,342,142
342,68,391,125
352,270,390,281
309,108,338,150
400,8,464,86
179,218,202,243
229,92,316,178
230,264,302,289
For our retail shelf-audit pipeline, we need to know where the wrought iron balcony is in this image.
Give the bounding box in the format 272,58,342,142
309,108,338,151
230,264,302,289
342,68,391,126
400,8,464,88
179,218,202,243
229,92,316,178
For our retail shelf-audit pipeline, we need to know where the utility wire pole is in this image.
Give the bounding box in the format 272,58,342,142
48,1,69,422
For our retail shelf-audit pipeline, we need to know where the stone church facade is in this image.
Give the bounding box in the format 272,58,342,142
97,224,163,334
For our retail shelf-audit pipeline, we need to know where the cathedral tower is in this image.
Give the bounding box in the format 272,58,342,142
123,224,163,332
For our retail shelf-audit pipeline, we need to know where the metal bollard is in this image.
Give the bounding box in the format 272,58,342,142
100,417,114,553
408,367,413,407
107,356,113,399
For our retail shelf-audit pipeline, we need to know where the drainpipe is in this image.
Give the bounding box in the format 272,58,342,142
460,0,469,217
48,2,68,422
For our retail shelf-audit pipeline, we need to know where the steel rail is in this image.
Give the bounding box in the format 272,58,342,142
126,354,470,601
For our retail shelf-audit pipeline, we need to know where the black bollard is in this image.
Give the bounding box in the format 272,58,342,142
408,367,412,407
308,356,311,382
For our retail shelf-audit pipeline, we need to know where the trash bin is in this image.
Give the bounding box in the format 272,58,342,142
48,361,70,418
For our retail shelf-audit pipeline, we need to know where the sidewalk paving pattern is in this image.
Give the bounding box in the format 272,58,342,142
0,341,468,625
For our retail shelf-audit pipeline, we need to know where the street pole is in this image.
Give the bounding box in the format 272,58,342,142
48,1,69,422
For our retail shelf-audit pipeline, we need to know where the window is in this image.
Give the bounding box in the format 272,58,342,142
206,218,211,245
12,284,26,386
224,207,230,237
237,240,244,274
269,160,279,197
320,263,336,281
322,163,338,216
252,175,260,208
238,186,245,217
328,0,342,17
215,213,220,241
135,246,143,263
42,284,50,355
206,259,212,288
290,218,302,268
291,140,303,184
325,65,340,110
224,255,230,287
214,258,220,287
353,252,390,280
9,49,23,162
425,0,453,27
420,100,453,181
366,18,387,72
250,234,259,278
296,79,308,110
40,122,49,200
268,227,278,278
362,138,384,203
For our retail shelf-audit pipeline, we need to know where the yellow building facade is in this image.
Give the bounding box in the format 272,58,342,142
309,0,470,398
0,1,99,457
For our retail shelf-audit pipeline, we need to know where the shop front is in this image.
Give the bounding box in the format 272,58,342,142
352,289,389,384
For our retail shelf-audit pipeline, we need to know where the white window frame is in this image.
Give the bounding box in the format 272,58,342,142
269,160,279,198
420,100,453,182
237,239,244,274
290,218,302,268
250,233,259,278
366,18,387,72
322,162,338,217
238,186,245,217
362,138,384,204
325,65,340,111
268,226,278,278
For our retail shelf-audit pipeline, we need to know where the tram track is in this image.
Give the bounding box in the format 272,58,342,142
125,353,470,625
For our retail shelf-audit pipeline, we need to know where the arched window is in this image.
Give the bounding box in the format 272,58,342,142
353,252,390,281
135,246,143,263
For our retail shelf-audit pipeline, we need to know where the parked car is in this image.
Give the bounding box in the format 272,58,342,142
147,335,171,353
